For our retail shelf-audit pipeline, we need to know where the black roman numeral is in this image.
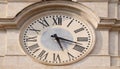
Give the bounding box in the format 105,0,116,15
53,17,62,25
77,37,88,41
74,28,84,33
28,43,39,51
67,52,74,61
53,53,61,63
37,18,49,28
33,48,40,53
29,26,40,34
26,36,37,42
73,45,85,52
38,50,48,61
67,19,74,27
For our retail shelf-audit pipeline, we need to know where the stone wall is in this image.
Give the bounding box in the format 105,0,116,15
0,0,120,69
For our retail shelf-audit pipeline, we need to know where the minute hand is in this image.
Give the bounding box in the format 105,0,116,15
57,37,82,45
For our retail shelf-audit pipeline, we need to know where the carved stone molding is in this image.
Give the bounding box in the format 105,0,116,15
0,1,99,29
98,17,120,30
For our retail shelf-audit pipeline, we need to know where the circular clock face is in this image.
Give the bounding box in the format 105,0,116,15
20,10,95,65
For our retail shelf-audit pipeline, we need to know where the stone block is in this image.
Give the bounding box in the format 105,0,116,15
2,56,18,69
7,2,33,18
0,30,6,56
7,0,41,2
17,56,31,69
91,30,109,55
74,55,110,66
108,3,118,18
111,56,120,66
110,31,119,56
0,3,7,18
2,55,111,68
118,32,120,56
0,57,4,69
118,4,120,19
81,2,108,17
6,29,25,55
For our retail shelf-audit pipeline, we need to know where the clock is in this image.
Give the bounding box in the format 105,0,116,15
19,0,96,66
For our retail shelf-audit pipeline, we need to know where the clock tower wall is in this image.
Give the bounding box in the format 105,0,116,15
0,0,120,69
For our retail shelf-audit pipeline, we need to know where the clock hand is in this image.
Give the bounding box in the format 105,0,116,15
52,34,64,51
51,34,82,45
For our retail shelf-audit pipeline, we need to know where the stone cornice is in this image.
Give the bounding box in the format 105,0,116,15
98,17,120,30
0,1,99,29
0,17,120,30
0,0,119,3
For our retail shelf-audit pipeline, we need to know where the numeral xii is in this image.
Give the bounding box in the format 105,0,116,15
53,16,62,25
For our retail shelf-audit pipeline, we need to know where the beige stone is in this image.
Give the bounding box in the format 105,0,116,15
2,56,18,69
0,0,120,68
0,57,4,69
7,2,34,18
0,3,7,18
108,3,118,18
6,29,25,55
81,2,108,17
118,32,120,56
110,31,119,56
2,55,111,68
0,30,6,56
74,55,110,66
7,0,41,2
91,30,109,55
111,56,120,66
118,4,120,19
17,56,32,69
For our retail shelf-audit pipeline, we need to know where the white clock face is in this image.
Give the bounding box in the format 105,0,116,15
20,10,95,65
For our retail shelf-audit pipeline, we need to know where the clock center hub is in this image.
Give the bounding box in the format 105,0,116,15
38,26,73,51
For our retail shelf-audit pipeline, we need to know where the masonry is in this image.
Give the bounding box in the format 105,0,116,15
0,0,120,69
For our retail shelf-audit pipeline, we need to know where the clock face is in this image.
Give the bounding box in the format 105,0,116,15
20,10,95,65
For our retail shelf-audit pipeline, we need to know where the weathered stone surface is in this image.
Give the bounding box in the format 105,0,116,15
6,29,25,55
0,3,7,18
91,30,109,55
111,56,120,66
0,30,6,56
81,2,108,17
110,31,119,56
7,2,33,18
2,55,111,69
0,0,120,68
108,3,118,18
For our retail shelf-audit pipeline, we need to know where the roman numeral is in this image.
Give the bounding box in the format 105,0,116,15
26,36,37,42
67,52,74,61
73,45,85,52
33,48,40,53
38,50,48,60
77,37,88,41
53,53,61,63
28,43,39,51
74,28,84,33
53,17,62,25
37,18,49,27
67,19,74,27
29,26,40,34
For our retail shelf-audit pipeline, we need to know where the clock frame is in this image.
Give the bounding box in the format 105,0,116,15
19,0,99,66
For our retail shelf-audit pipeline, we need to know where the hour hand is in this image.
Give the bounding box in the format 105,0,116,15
51,34,64,51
